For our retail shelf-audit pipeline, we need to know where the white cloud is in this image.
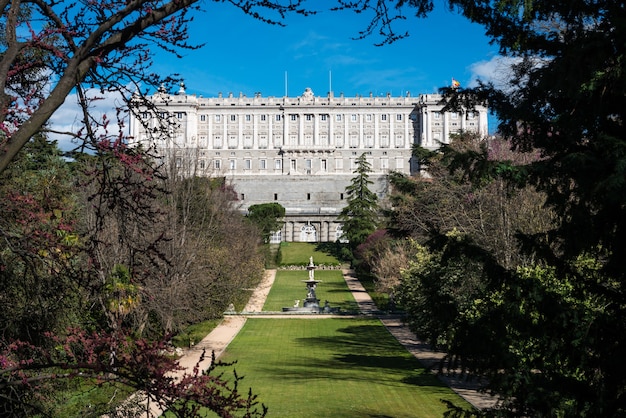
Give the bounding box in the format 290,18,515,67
468,55,521,90
48,89,128,152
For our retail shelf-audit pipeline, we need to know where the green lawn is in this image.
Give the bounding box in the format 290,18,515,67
278,242,340,266
218,318,473,417
262,270,358,313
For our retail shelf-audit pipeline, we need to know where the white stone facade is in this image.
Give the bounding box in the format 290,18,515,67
129,86,488,242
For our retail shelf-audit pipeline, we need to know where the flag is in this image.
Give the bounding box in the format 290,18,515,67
452,78,460,88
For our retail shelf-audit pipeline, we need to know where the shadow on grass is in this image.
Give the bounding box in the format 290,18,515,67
261,321,448,388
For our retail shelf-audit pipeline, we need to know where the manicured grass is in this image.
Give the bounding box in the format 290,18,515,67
45,379,134,417
172,319,222,348
262,270,358,313
218,318,473,417
278,242,340,266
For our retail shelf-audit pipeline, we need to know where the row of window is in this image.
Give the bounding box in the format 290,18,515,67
144,113,411,122
143,111,479,122
240,192,346,201
194,157,397,171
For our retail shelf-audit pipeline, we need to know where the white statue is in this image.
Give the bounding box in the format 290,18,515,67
308,256,315,280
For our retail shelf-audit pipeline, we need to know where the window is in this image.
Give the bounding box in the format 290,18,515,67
261,114,266,121
366,114,372,122
321,114,327,121
451,112,459,119
244,159,251,170
275,159,282,170
275,114,281,121
177,112,184,119
351,114,357,121
245,114,251,121
290,159,296,171
260,159,267,170
290,114,297,121
274,193,278,200
381,114,387,121
305,114,312,121
396,114,402,121
321,159,327,171
142,112,149,119
200,115,206,122
215,115,221,122
214,160,221,169
229,160,236,170
307,193,311,200
433,112,441,119
230,114,236,121
340,193,344,200
241,193,245,200
336,114,342,121
199,160,205,169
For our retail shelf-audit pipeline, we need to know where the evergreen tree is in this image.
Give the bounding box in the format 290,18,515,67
247,202,286,243
339,153,379,247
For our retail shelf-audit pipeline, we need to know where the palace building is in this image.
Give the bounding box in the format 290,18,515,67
129,85,488,243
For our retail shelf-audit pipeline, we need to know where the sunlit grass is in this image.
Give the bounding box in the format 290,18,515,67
278,242,340,266
262,269,358,313
172,319,222,348
217,318,474,417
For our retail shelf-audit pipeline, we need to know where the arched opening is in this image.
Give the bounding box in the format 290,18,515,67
300,223,317,242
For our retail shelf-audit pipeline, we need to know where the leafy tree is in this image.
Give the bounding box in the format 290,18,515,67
383,0,626,414
0,135,82,344
247,203,286,243
338,153,380,248
390,133,553,269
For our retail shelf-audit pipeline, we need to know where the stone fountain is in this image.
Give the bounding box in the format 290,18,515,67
282,257,339,313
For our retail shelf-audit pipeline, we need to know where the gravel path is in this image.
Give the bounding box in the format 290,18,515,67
134,268,497,416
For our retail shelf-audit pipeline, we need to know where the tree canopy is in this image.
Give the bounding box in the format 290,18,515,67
379,1,626,415
247,202,286,243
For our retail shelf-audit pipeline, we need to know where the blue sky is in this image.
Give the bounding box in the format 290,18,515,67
50,2,503,147
150,3,499,99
